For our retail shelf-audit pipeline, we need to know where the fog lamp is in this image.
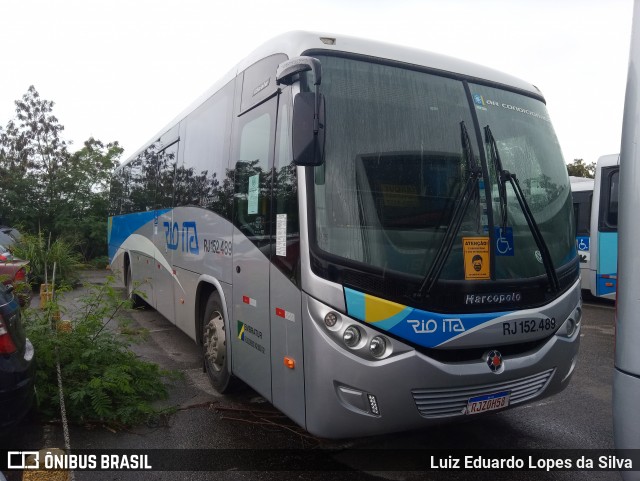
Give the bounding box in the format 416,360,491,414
369,336,387,358
343,326,361,348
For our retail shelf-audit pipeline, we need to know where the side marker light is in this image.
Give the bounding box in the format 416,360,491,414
284,357,296,369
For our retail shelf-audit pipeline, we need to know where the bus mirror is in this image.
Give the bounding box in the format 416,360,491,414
276,57,322,86
293,92,325,166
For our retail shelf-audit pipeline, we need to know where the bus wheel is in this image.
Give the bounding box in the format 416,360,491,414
202,292,232,393
126,263,143,308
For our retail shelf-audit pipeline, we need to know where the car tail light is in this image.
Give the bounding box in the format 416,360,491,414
14,267,26,282
0,314,16,354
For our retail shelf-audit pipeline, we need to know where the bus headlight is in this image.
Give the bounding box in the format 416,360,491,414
559,306,581,338
343,326,362,348
369,336,387,358
574,306,582,325
567,305,582,337
557,305,582,337
565,318,577,337
307,292,412,362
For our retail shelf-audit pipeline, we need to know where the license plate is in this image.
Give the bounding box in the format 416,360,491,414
466,391,510,415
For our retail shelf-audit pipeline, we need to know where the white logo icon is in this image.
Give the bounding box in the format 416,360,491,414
8,451,40,469
408,319,438,334
408,318,466,334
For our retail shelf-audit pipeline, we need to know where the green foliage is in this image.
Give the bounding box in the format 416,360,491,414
11,232,83,287
0,86,122,260
88,256,110,269
567,158,596,179
57,138,123,260
23,276,176,426
0,86,68,231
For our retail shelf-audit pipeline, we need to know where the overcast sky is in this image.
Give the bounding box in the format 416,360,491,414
0,0,633,164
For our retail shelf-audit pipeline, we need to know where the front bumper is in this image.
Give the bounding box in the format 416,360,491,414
302,295,580,439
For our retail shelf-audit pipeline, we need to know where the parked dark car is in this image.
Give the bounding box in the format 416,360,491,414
0,282,35,428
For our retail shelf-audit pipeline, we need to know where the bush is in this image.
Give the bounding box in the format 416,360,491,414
11,232,83,288
88,255,110,270
23,276,177,426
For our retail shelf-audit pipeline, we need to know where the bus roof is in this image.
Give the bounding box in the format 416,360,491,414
122,31,546,166
597,153,620,168
569,176,594,192
239,31,542,93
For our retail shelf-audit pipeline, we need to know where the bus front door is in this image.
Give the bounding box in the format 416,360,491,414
230,95,277,400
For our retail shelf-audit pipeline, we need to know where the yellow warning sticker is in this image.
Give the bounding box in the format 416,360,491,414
463,237,491,280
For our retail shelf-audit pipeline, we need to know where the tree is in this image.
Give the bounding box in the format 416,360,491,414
0,86,69,230
0,86,121,259
567,158,595,178
57,138,123,259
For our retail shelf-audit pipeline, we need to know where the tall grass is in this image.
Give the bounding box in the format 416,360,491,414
12,232,83,287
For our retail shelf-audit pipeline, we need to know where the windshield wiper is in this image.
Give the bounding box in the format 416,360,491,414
486,126,508,231
484,125,560,293
414,121,482,299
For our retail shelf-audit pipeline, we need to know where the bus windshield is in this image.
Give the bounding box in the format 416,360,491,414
310,55,575,289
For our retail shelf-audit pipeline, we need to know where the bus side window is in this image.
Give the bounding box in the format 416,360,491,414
109,167,126,216
607,170,619,228
179,81,233,217
599,167,619,232
573,191,592,237
157,142,177,209
234,109,274,245
272,89,300,284
129,150,158,213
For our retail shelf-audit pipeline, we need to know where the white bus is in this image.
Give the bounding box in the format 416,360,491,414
570,154,619,300
570,175,595,292
109,31,582,438
590,154,619,299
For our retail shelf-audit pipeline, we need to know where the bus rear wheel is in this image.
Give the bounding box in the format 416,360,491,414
202,292,232,393
126,263,143,308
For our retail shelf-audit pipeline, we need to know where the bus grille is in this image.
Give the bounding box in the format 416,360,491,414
411,369,555,418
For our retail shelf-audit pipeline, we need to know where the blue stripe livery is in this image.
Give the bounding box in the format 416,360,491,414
344,287,511,348
108,209,171,260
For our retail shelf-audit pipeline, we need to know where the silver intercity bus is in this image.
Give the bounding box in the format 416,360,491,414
108,32,581,438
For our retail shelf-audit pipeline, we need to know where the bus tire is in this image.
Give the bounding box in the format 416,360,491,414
202,292,233,393
125,263,143,308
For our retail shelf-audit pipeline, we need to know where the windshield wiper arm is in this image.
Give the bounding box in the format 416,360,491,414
484,125,560,293
414,121,482,299
485,126,508,231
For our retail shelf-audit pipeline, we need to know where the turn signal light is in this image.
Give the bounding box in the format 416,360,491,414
284,357,296,369
324,312,339,327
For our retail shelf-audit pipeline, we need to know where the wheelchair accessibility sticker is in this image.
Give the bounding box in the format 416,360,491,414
577,236,590,252
494,227,514,256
